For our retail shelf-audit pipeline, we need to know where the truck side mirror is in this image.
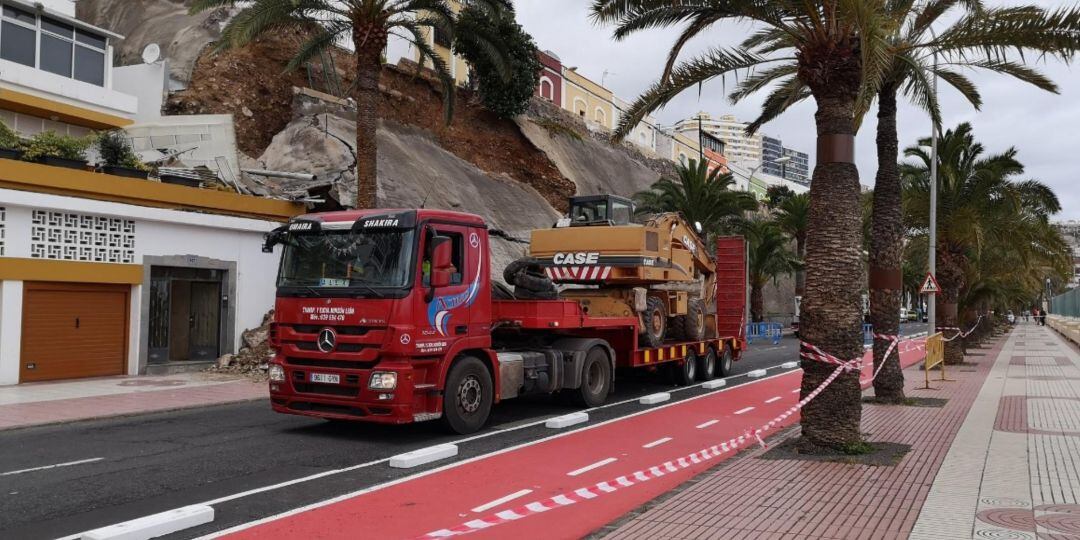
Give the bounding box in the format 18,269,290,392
263,226,287,253
430,236,454,289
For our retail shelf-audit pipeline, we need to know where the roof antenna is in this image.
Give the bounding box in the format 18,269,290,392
420,193,429,209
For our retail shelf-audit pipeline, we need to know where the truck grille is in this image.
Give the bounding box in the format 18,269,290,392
287,357,376,370
288,324,372,335
293,383,359,397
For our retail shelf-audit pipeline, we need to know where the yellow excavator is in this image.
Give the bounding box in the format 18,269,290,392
504,195,717,347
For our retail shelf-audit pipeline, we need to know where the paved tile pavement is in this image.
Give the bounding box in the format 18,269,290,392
0,373,265,431
601,329,1008,540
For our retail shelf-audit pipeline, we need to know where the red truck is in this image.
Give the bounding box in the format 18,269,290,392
263,208,747,434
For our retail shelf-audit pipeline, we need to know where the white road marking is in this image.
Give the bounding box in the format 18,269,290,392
792,389,801,393
470,489,533,513
765,396,782,404
0,457,103,476
567,457,617,477
194,369,799,539
695,420,719,429
642,437,672,448
734,406,755,415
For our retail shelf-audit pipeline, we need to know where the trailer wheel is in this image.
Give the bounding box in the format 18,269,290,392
639,296,667,348
697,347,717,381
574,347,612,408
717,346,733,377
674,350,697,386
671,299,706,341
442,356,492,434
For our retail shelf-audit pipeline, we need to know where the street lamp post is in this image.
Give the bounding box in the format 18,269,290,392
928,50,939,335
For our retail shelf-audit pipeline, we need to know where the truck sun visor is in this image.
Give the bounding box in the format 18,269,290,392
352,210,417,231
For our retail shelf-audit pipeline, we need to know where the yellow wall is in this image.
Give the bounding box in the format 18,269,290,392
416,0,470,86
670,132,701,164
0,87,132,130
0,258,142,284
563,69,615,130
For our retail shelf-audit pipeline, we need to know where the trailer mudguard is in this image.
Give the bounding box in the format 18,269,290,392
550,337,616,390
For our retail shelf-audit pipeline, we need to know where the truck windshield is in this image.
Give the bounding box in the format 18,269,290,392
278,229,415,290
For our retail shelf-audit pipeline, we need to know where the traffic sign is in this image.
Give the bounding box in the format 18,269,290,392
920,273,941,295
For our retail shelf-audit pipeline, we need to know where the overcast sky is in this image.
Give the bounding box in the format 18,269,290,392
514,1,1080,220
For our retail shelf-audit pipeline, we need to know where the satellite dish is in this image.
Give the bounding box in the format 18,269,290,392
141,43,161,64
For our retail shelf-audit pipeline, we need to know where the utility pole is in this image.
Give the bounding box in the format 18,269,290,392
698,114,704,164
928,49,939,335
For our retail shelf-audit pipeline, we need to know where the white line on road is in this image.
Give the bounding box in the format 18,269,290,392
642,437,672,448
764,396,782,404
0,457,103,476
695,420,719,429
792,389,801,393
470,489,533,513
734,407,755,415
567,457,617,477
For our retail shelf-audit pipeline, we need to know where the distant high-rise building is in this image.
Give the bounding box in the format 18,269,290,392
761,136,809,185
674,113,762,165
782,147,810,184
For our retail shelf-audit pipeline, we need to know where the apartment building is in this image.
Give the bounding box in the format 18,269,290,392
0,0,304,385
763,135,810,185
675,113,763,165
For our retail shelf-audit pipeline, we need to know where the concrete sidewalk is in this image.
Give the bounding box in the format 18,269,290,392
600,324,1031,539
0,372,265,431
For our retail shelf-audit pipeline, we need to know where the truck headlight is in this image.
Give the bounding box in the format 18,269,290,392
369,372,398,390
269,364,285,382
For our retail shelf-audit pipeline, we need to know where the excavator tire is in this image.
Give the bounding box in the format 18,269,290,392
639,296,667,348
504,258,558,300
670,298,706,341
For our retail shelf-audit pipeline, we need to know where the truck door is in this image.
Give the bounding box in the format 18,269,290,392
423,224,476,339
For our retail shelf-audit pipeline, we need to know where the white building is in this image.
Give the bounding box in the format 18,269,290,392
0,0,305,385
674,113,764,166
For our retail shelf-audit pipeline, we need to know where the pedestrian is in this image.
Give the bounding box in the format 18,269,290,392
1039,308,1047,326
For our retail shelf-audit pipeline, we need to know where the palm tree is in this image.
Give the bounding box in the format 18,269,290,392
733,2,1080,402
592,0,892,452
743,218,800,323
634,159,759,237
191,0,514,208
902,122,1066,363
774,193,809,298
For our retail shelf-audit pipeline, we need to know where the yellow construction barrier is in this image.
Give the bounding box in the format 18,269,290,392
923,332,952,389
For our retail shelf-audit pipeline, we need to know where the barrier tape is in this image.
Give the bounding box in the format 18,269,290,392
419,333,929,538
939,315,985,342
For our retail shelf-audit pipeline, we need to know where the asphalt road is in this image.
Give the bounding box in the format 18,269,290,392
0,323,927,539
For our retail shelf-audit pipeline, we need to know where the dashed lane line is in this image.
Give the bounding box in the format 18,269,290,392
764,396,781,404
567,458,617,477
642,437,672,449
471,489,534,513
695,420,719,429
0,457,104,476
734,407,755,415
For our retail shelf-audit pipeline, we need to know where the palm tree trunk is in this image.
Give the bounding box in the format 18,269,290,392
937,250,966,365
869,86,905,403
353,24,388,209
798,93,864,452
751,284,764,323
795,236,806,297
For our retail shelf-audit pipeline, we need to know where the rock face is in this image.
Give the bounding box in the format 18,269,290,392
77,0,229,87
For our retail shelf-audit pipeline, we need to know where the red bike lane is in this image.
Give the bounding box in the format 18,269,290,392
221,340,926,540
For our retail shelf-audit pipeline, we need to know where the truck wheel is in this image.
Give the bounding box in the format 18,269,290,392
717,346,733,377
674,350,697,386
697,347,717,381
575,347,612,408
670,299,706,341
639,296,667,348
442,356,492,434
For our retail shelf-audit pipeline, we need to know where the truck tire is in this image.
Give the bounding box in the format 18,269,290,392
504,258,557,300
639,296,667,348
442,356,493,434
717,346,733,377
670,298,706,341
574,347,612,408
674,349,697,386
697,346,717,381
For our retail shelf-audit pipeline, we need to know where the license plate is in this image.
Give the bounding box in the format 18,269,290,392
310,373,340,384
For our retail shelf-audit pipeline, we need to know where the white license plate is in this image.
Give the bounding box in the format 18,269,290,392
310,373,340,384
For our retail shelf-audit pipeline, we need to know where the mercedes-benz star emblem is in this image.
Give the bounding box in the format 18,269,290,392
317,328,337,353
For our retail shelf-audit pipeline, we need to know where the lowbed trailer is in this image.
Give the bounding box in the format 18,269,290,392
264,209,747,434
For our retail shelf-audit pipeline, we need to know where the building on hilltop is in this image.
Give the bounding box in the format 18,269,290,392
0,0,305,385
674,113,763,166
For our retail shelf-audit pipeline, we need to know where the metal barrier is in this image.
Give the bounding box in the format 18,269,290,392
863,324,873,345
746,322,782,345
922,332,951,389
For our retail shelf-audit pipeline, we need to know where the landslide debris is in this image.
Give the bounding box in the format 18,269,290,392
210,310,273,381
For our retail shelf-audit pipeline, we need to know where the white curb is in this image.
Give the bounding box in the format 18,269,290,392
81,505,214,540
702,379,726,390
639,392,671,405
544,412,588,429
780,361,799,369
747,369,768,378
389,444,459,469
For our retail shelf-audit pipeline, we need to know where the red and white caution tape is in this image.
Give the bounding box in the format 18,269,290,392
939,315,985,342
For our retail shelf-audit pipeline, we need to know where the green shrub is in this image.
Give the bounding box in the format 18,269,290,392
21,131,92,161
97,130,146,169
0,121,21,149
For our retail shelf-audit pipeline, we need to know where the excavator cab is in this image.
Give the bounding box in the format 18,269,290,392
567,195,636,226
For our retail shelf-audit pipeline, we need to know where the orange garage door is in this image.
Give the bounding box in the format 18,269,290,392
20,282,129,382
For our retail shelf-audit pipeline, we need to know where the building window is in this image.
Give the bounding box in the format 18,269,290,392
0,206,5,257
539,78,553,100
594,107,606,125
433,25,451,48
0,7,107,86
